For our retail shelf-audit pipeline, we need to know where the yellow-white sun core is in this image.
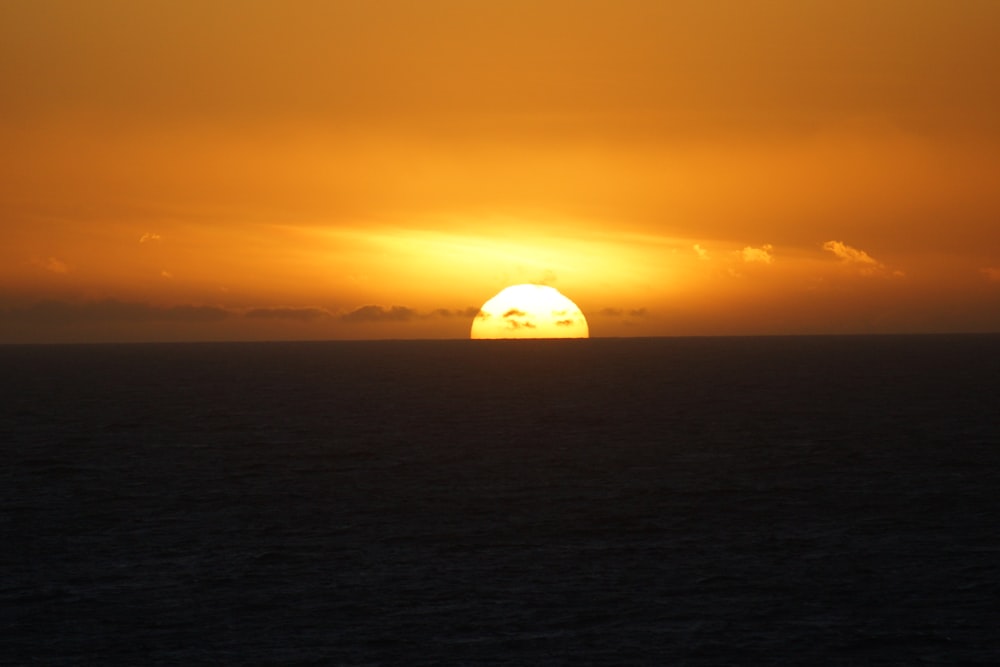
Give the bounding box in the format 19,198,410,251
470,284,590,339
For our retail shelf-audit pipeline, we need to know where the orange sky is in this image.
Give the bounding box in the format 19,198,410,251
2,0,999,342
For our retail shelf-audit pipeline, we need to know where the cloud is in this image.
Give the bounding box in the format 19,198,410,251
339,305,418,323
741,244,774,264
598,307,648,318
164,305,231,322
1,299,230,324
693,244,710,260
32,256,70,273
139,233,162,243
1,300,484,331
503,308,527,318
426,307,481,318
822,240,894,276
245,307,330,321
530,269,558,286
823,240,879,265
982,267,1000,282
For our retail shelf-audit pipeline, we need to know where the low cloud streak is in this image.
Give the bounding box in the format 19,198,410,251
339,305,418,323
599,307,648,318
1,299,230,325
245,307,330,321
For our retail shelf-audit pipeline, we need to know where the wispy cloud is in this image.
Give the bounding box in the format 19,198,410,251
822,240,899,276
32,256,70,274
981,267,1000,282
139,233,162,243
741,244,774,264
823,240,879,266
598,307,648,318
530,269,557,286
693,243,709,260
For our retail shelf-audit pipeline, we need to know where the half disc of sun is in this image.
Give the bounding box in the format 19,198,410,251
470,284,589,339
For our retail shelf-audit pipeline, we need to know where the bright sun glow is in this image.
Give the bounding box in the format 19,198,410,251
470,284,590,339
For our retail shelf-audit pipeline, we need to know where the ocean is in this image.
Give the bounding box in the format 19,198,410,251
2,335,999,665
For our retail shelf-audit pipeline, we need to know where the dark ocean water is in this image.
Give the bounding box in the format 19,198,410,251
2,335,999,665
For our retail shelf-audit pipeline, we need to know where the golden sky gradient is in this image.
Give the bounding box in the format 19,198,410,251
2,0,999,342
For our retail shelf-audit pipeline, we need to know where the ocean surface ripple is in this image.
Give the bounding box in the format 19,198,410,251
2,336,999,665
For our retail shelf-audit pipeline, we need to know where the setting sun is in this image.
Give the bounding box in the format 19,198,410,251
471,284,589,339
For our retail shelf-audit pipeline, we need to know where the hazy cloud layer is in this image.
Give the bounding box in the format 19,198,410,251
338,305,480,323
245,307,330,321
1,300,484,332
1,300,230,324
339,305,418,323
429,307,481,318
981,267,1000,282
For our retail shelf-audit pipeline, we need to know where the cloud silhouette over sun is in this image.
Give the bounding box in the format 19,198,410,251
471,284,589,339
